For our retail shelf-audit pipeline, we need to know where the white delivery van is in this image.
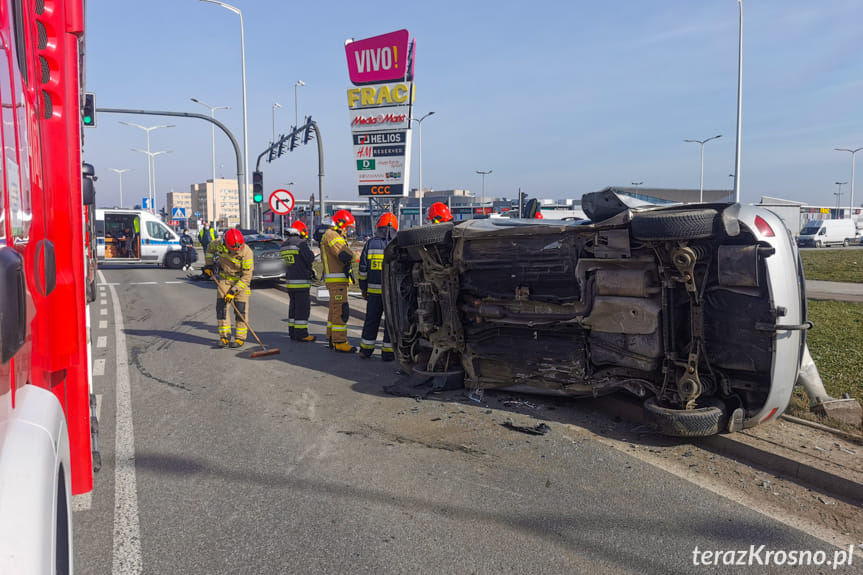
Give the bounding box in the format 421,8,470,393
797,218,857,248
96,208,193,268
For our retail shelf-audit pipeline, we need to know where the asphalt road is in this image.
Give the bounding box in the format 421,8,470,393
72,265,858,574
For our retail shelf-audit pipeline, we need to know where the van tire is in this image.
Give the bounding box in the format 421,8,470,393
815,240,823,248
165,251,184,269
843,239,849,247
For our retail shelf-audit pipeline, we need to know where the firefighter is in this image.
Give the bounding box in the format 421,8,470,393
280,220,316,342
202,228,254,348
358,212,398,361
427,202,453,223
321,209,357,353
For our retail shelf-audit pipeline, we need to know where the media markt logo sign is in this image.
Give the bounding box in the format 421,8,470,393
357,159,376,170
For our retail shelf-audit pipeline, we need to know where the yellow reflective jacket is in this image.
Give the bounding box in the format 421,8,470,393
206,239,254,294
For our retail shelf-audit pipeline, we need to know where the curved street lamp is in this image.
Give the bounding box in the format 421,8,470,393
476,169,492,214
835,147,863,214
412,111,435,225
191,98,231,225
131,149,172,213
108,168,132,208
119,121,174,210
294,80,305,127
199,0,250,228
683,134,722,202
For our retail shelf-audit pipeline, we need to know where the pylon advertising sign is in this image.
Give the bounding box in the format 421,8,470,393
345,30,415,198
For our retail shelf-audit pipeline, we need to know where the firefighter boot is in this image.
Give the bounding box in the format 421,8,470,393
333,342,356,353
219,337,230,348
381,352,395,362
299,335,316,342
230,339,245,349
358,348,373,359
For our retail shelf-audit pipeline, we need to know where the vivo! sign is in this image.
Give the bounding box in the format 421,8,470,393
345,29,413,85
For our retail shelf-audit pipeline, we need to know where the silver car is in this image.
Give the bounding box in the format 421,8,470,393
383,190,808,437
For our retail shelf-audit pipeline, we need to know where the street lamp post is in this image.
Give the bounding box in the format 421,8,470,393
200,0,250,229
683,134,722,202
191,98,231,227
294,80,305,127
835,147,862,215
271,102,281,143
476,169,492,215
733,0,743,203
132,149,172,213
412,111,435,225
108,168,132,208
632,181,643,193
835,182,848,211
119,121,174,210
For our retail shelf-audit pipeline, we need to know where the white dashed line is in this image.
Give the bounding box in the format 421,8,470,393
93,358,106,376
100,308,108,316
96,336,107,348
164,281,183,284
99,320,108,329
128,281,157,285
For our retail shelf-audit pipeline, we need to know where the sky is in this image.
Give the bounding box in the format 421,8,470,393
83,0,863,213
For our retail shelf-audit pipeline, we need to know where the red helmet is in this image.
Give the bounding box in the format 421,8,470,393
292,220,309,239
376,212,398,230
534,211,544,219
224,228,244,251
332,209,356,230
427,202,453,223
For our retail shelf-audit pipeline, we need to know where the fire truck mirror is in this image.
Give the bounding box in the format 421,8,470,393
34,240,56,297
0,247,27,363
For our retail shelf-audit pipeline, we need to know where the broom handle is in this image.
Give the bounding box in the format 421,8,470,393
211,276,267,348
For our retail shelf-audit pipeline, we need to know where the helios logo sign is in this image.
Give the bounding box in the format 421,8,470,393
345,29,413,85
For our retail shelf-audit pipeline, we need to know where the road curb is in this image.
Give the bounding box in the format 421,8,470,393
591,394,863,506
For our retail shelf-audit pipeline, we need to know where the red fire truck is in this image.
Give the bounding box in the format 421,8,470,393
0,0,93,572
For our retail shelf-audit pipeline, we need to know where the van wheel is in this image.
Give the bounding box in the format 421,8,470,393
165,252,184,269
843,239,849,247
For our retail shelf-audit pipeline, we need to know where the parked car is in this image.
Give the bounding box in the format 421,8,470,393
245,235,286,282
383,190,808,437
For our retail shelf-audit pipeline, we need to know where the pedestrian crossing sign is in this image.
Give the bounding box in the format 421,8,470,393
172,207,186,219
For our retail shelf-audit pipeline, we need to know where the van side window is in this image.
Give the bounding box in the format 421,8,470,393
146,221,171,240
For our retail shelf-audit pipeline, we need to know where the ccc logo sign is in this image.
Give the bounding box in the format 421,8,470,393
371,186,391,195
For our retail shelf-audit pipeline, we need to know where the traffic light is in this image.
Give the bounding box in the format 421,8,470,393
303,122,314,144
252,171,264,203
289,131,298,152
82,93,96,127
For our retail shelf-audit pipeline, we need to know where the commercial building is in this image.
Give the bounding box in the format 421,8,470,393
189,178,240,229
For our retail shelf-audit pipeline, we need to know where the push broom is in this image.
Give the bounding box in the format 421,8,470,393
211,276,281,358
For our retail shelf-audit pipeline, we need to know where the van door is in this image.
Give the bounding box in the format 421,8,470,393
141,219,174,261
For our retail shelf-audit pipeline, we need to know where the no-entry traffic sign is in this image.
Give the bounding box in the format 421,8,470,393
269,189,295,215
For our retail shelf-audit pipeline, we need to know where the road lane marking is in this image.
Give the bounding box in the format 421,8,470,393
164,281,183,284
93,358,106,376
100,308,108,316
100,320,108,329
96,336,107,348
128,281,157,285
96,271,143,574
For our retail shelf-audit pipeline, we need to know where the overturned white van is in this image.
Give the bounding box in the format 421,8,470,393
95,208,193,269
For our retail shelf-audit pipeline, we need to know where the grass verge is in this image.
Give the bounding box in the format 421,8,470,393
800,249,863,283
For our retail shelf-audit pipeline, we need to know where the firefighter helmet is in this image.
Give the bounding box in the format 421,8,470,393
292,220,309,239
427,202,453,224
332,209,356,230
376,212,398,230
224,228,245,251
534,211,544,219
